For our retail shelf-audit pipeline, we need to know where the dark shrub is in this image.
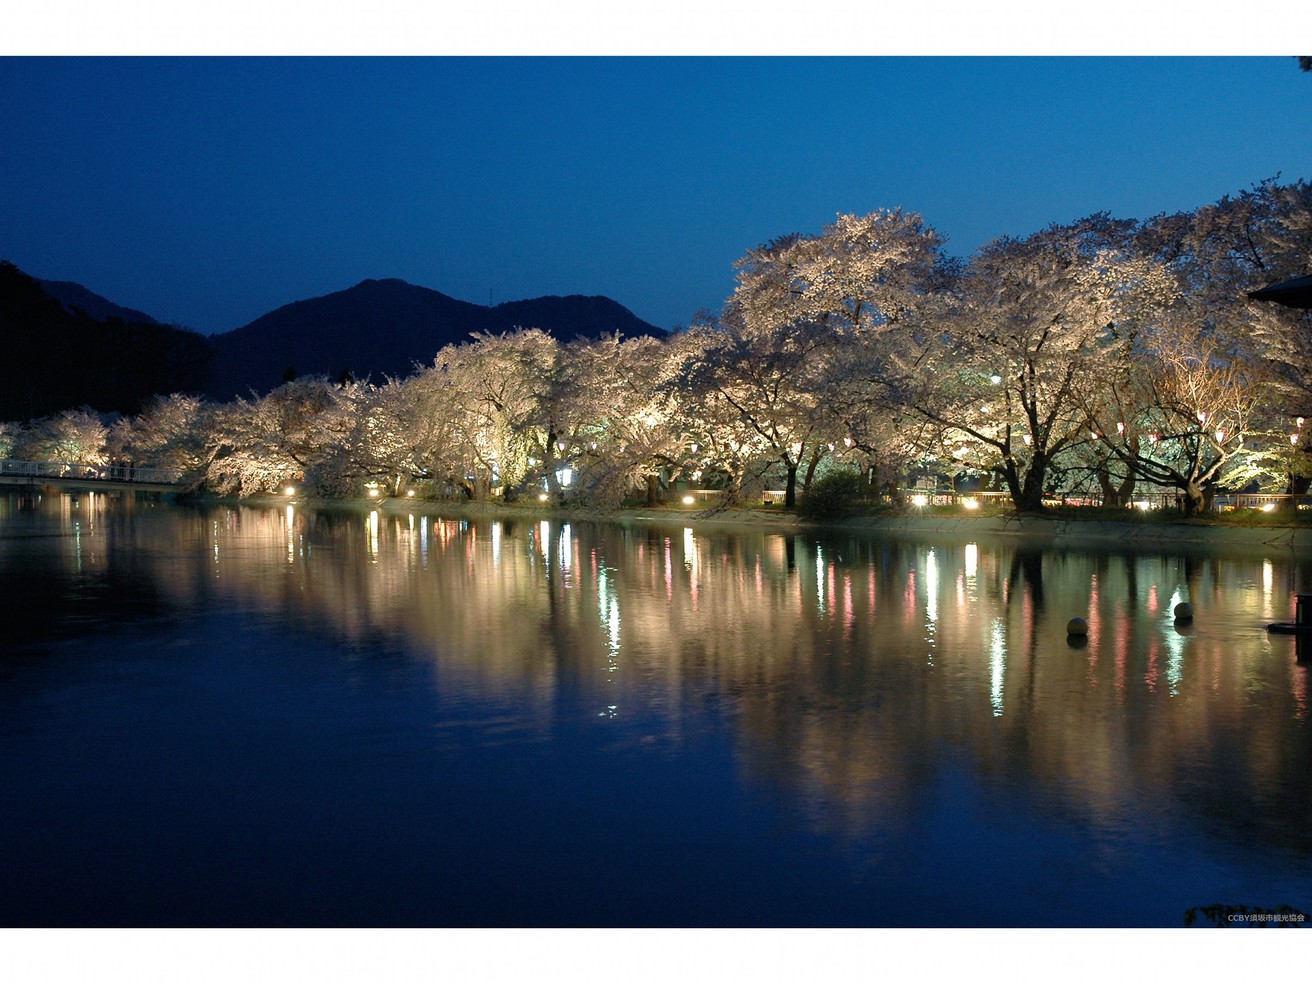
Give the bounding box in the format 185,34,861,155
799,469,865,520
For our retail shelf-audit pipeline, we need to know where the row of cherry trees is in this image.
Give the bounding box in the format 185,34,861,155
4,179,1311,514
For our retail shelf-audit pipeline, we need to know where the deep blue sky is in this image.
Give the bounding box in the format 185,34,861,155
1,56,1309,334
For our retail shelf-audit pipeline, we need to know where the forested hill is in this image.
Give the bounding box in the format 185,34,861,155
0,261,211,421
206,278,665,400
1,265,667,417
37,278,162,325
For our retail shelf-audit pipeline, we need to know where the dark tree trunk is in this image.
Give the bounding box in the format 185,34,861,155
802,448,822,493
1180,482,1206,517
1095,459,1135,507
784,462,799,510
1002,454,1048,513
1283,472,1311,510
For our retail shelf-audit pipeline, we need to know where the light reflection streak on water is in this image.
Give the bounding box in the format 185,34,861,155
367,510,380,561
1167,586,1184,617
990,618,1006,717
924,549,939,666
904,571,916,631
420,516,429,567
684,528,698,609
598,564,621,718
1113,606,1129,691
491,521,500,567
1145,637,1159,694
1164,587,1187,697
816,543,826,616
1088,574,1100,664
1165,625,1186,697
287,506,296,564
1263,560,1274,617
965,543,976,614
1291,659,1308,720
559,523,572,580
925,549,938,627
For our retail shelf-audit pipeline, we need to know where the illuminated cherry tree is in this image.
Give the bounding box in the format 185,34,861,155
1084,318,1276,514
678,210,947,508
1144,177,1312,497
15,408,109,466
108,393,211,473
203,377,351,495
886,217,1175,512
560,334,687,507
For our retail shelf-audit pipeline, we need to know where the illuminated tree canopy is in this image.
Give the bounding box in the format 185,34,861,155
3,181,1311,514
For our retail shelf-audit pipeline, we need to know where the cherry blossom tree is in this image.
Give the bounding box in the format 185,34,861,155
203,377,350,496
560,334,687,507
887,216,1174,512
1143,178,1312,496
108,393,211,473
682,210,948,509
1084,318,1276,514
0,421,18,460
418,330,568,500
15,408,109,466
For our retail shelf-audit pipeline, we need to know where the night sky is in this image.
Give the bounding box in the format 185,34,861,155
2,55,1310,335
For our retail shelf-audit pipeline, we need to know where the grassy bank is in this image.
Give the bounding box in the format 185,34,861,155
204,492,1312,550
357,497,1312,549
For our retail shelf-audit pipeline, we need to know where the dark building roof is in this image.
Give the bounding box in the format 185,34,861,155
1247,275,1312,309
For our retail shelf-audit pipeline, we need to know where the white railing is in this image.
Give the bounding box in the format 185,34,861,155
756,486,1312,512
0,459,191,486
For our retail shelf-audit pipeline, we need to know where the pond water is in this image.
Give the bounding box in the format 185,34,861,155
1,492,1310,927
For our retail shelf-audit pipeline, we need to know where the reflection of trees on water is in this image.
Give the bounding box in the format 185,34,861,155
13,493,1312,859
0,492,180,650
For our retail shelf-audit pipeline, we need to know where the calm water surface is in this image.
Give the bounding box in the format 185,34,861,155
2,492,1310,927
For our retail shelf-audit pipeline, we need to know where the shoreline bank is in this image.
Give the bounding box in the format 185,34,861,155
237,495,1312,552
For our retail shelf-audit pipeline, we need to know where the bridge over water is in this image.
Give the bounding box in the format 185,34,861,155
0,460,193,495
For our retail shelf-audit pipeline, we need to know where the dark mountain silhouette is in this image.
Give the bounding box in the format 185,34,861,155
1,266,666,416
37,278,162,325
1,261,211,421
207,278,665,399
493,294,661,338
